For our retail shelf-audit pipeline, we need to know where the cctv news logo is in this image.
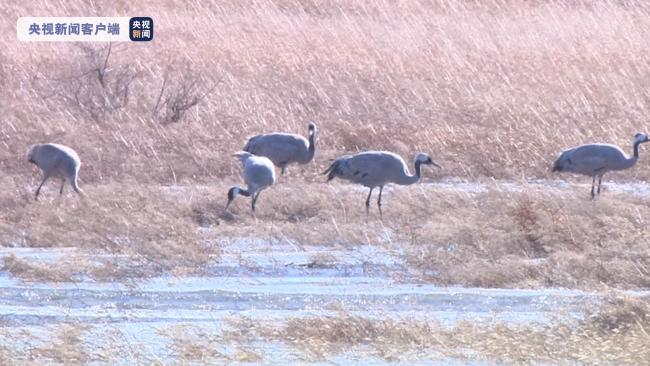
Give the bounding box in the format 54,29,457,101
17,17,154,42
129,17,153,41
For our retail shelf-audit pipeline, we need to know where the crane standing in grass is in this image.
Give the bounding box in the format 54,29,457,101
552,132,650,199
27,143,84,200
324,151,441,217
243,122,316,175
226,152,276,212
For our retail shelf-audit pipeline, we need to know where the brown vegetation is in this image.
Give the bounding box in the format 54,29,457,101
0,179,218,281
221,295,650,364
2,0,650,183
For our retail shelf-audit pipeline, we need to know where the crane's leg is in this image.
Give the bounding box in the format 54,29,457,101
71,168,84,196
281,166,286,175
59,179,65,195
377,186,384,218
590,175,596,199
597,175,603,195
251,192,261,212
35,175,49,200
365,188,374,216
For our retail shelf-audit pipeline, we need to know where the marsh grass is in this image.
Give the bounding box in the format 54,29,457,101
159,325,266,364
2,171,650,289
2,0,650,183
220,295,650,364
208,181,650,289
0,179,218,281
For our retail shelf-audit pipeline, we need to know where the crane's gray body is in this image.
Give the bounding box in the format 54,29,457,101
325,151,423,188
243,123,316,174
553,144,635,176
240,153,276,194
552,133,649,198
28,143,83,199
226,152,276,212
324,151,440,216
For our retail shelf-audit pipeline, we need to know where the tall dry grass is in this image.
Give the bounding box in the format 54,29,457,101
1,1,650,286
1,0,650,183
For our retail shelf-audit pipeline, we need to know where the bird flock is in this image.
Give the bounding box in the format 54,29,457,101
27,125,650,215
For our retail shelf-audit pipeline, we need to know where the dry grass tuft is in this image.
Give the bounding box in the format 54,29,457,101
1,254,76,282
406,187,650,289
0,179,218,281
29,323,90,364
223,296,650,364
268,314,440,361
160,324,265,364
586,295,650,335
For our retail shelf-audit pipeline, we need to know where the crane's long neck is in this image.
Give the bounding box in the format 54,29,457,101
620,140,643,170
308,130,316,155
396,160,422,185
633,140,642,159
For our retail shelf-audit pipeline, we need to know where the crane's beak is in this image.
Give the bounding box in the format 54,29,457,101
427,158,441,168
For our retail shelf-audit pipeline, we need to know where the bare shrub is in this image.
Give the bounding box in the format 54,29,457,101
152,63,220,125
36,43,138,122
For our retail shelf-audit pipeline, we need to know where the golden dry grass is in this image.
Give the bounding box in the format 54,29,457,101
0,176,218,281
2,0,650,182
2,171,650,288
221,295,650,364
200,181,650,289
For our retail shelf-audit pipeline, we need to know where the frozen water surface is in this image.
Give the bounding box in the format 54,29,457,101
1,241,647,364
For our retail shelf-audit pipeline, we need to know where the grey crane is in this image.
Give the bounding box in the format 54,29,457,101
27,143,84,200
552,132,650,198
243,122,316,175
324,151,441,216
226,152,276,212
